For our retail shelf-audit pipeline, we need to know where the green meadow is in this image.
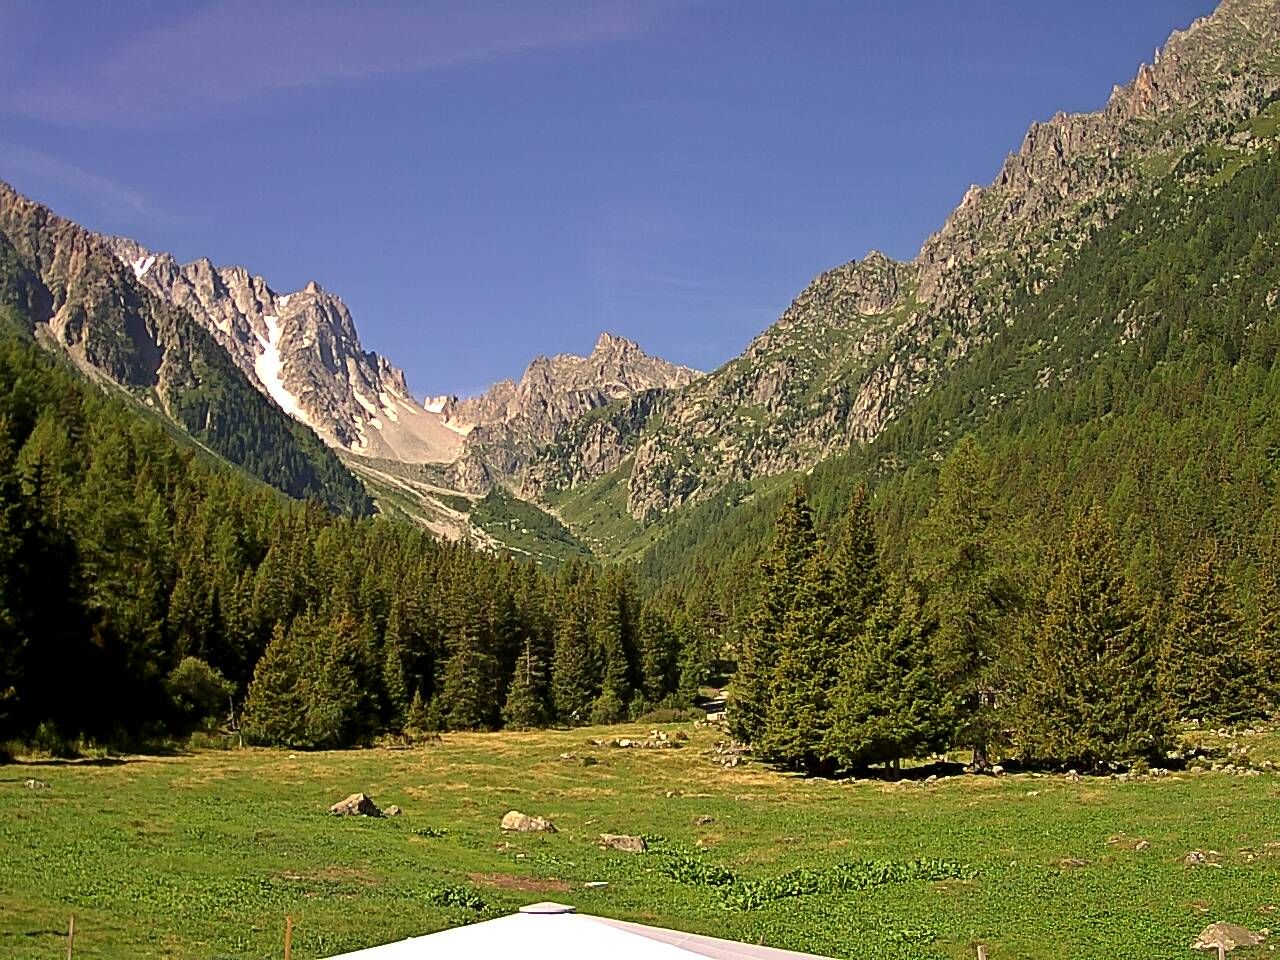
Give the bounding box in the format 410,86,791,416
2,723,1276,960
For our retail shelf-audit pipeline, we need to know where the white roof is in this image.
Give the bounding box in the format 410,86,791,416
324,902,832,960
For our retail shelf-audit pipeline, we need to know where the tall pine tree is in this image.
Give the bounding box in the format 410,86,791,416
241,621,305,746
730,485,819,745
552,584,599,724
1162,541,1262,724
440,622,499,731
759,549,837,774
503,637,552,729
1250,560,1280,714
823,584,948,770
912,436,1014,768
1014,508,1168,767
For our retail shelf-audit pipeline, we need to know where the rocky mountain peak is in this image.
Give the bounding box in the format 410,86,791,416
443,333,700,483
98,231,701,505
591,330,641,357
103,238,466,464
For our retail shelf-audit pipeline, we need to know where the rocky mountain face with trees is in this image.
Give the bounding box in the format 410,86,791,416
544,0,1280,523
0,181,372,516
107,236,467,465
101,236,698,506
447,332,699,488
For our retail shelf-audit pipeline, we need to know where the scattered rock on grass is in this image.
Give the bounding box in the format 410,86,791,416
1185,849,1221,866
384,805,402,817
1191,921,1266,952
598,833,647,853
24,779,48,790
694,815,715,826
329,793,382,817
501,810,557,833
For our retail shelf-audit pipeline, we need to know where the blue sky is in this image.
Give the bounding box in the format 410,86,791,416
0,0,1216,396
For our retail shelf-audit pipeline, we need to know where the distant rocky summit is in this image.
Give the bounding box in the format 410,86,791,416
104,236,697,495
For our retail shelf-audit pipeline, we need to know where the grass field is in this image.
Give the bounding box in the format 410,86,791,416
2,723,1277,960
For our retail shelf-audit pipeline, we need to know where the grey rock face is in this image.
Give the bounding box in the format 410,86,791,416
446,332,698,478
105,236,698,503
106,237,466,464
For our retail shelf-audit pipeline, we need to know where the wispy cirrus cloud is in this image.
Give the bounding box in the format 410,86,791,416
3,0,660,128
0,142,183,226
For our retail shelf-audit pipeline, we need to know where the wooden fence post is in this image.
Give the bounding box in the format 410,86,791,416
284,916,293,960
66,915,75,960
976,946,988,960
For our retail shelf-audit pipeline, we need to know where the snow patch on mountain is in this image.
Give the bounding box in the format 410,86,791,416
131,254,156,279
254,315,309,424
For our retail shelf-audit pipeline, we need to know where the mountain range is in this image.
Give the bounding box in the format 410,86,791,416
1,0,1278,572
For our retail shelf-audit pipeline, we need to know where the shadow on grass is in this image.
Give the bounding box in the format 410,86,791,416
1,743,192,767
832,760,969,782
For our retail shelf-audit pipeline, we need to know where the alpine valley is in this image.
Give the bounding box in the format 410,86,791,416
3,0,1280,581
7,2,1280,957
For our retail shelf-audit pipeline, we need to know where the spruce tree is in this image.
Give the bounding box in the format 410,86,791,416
440,622,499,731
591,574,631,724
911,436,1014,768
405,686,439,737
636,601,677,704
827,485,885,640
1014,508,1168,767
731,485,819,745
823,584,948,770
552,586,599,725
1251,561,1280,714
0,426,24,735
1162,542,1262,724
759,550,837,774
503,637,552,729
381,630,409,732
676,611,711,705
302,615,364,747
241,621,305,745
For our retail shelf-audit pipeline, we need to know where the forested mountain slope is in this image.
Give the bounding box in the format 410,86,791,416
541,0,1280,531
641,102,1280,628
0,331,690,747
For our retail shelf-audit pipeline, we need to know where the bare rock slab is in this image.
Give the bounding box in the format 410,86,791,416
329,793,382,817
1192,921,1266,952
598,833,647,853
501,810,557,833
